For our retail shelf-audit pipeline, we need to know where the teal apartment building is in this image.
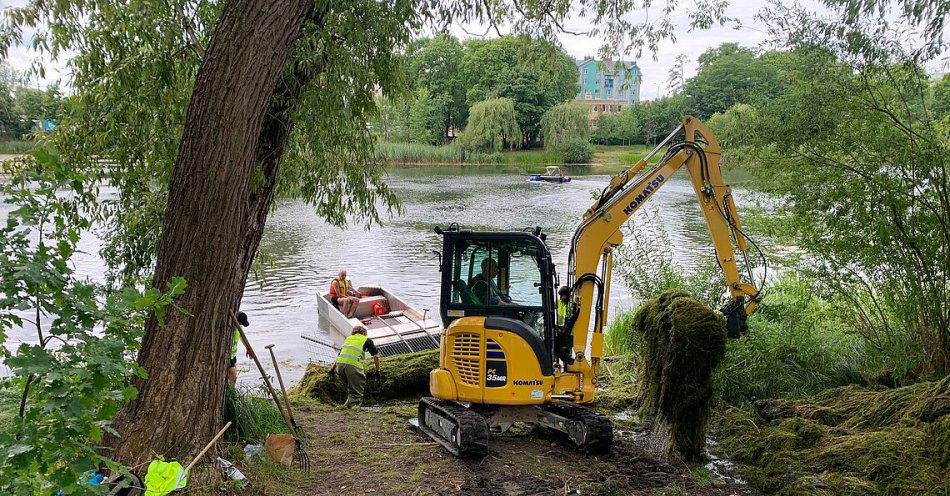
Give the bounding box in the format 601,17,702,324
575,57,642,125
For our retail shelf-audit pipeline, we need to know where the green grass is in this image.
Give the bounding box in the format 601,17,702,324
690,466,714,487
0,140,35,155
376,141,502,165
378,141,657,168
601,272,917,408
0,379,21,429
716,274,874,405
604,308,640,356
501,148,563,166
592,144,653,166
501,145,654,167
224,386,289,443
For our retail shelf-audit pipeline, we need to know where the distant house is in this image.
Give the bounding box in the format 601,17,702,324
575,57,642,126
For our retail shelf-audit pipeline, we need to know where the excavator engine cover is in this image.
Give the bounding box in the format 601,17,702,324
430,316,555,405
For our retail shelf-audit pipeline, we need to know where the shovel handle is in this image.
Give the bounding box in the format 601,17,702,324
229,312,295,438
185,421,231,473
266,344,296,422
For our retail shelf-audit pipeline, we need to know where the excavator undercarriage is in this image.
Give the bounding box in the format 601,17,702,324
418,397,612,458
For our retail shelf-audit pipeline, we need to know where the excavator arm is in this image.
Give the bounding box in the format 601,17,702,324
559,116,763,395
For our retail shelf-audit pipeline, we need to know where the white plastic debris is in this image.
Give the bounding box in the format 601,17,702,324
218,457,248,489
243,443,263,461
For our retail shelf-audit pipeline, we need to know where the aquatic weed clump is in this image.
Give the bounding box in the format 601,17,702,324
633,289,727,461
295,349,439,404
715,376,950,495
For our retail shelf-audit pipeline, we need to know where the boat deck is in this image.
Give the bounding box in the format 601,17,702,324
315,285,442,357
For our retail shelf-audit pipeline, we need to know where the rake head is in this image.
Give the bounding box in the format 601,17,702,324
291,420,308,441
293,438,311,473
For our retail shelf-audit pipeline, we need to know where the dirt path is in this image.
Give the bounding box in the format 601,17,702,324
240,399,757,496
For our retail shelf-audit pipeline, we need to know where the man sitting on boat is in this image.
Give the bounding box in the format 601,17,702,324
329,269,361,318
470,258,512,305
328,325,381,408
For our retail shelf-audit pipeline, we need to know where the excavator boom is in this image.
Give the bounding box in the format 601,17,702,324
560,116,763,392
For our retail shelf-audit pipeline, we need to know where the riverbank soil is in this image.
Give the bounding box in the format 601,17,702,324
236,397,757,496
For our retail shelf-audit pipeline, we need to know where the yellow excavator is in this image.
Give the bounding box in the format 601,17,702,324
418,116,764,457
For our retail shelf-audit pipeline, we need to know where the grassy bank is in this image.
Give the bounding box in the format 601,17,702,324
378,141,654,167
376,142,502,165
0,140,35,155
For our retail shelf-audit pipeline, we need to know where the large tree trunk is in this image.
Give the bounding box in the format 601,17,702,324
108,0,314,466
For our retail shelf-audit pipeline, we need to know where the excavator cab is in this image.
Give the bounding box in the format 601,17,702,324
421,226,612,458
437,225,558,352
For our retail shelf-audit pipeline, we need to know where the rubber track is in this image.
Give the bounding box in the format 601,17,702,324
542,401,614,454
418,397,489,459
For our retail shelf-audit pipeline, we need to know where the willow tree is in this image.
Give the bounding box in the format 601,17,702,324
2,0,413,466
460,97,522,152
541,100,591,148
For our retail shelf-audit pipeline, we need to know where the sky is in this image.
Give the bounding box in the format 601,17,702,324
1,0,947,100
447,0,781,101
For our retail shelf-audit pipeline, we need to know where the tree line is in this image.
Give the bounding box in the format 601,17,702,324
0,65,64,140
373,34,578,149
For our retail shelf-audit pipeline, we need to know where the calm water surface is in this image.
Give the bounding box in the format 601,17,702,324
2,166,748,385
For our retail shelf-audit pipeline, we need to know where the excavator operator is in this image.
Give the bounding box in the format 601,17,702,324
470,258,512,305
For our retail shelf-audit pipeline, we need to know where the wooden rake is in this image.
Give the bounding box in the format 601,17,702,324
229,312,310,472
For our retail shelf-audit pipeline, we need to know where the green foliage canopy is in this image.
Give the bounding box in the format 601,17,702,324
541,100,590,148
591,105,643,145
684,43,784,119
2,0,412,284
746,32,950,375
461,36,578,144
408,87,442,145
932,74,950,120
640,94,687,144
406,34,466,141
0,153,186,495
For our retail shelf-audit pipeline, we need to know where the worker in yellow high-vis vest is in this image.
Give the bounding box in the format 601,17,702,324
556,286,570,326
328,325,380,408
228,311,251,388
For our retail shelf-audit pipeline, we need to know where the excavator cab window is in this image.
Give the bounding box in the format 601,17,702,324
440,230,556,344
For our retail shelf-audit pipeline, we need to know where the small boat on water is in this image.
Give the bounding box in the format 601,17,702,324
527,166,571,183
315,285,442,356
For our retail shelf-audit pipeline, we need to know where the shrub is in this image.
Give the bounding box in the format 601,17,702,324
717,274,869,405
614,212,725,309
555,138,593,164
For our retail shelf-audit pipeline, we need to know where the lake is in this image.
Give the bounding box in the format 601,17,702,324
1,165,750,385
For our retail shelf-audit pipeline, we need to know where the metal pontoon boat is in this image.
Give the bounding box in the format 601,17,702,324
316,285,442,356
527,166,571,183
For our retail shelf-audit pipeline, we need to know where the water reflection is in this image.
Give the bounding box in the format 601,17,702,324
1,166,750,385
